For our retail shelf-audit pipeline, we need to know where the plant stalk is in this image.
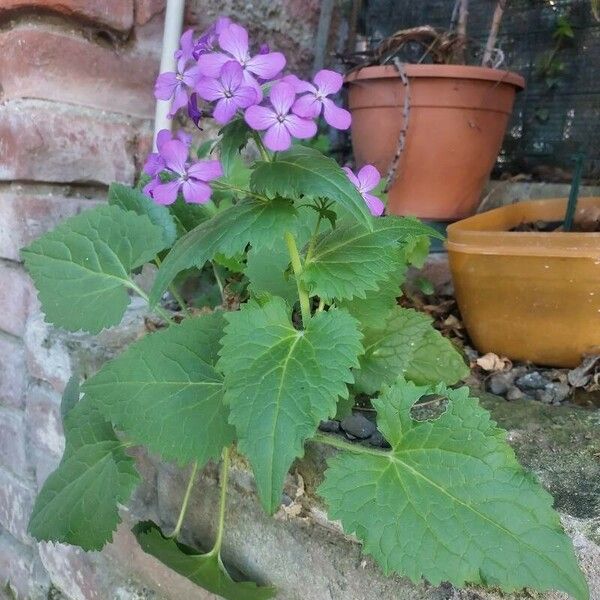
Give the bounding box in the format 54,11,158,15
171,461,199,538
212,446,231,554
128,281,175,325
284,231,311,326
482,0,507,67
313,433,390,457
155,256,191,317
253,133,271,162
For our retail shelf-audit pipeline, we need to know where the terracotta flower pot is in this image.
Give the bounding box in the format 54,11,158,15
346,65,525,220
447,198,600,368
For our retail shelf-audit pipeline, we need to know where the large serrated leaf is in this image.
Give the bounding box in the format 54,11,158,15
83,313,234,466
22,205,167,333
108,182,177,247
133,521,275,600
250,145,373,229
354,306,468,394
319,379,589,600
28,384,139,550
218,298,363,513
150,198,297,305
302,218,404,301
245,246,296,305
218,119,252,177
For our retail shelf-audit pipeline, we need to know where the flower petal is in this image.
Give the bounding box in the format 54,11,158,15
197,51,230,78
234,85,258,109
160,139,189,175
313,69,344,95
143,153,164,176
342,167,361,189
169,86,189,117
285,114,317,140
322,97,351,130
244,105,278,131
176,130,192,146
214,16,232,34
357,164,381,193
187,159,223,182
282,74,315,94
213,97,239,124
221,60,243,90
152,180,181,205
219,23,249,63
246,52,286,80
182,64,202,88
242,71,263,101
182,179,212,204
263,122,292,151
269,81,295,115
154,72,178,100
156,129,172,151
175,29,196,70
196,76,225,101
292,93,322,118
143,177,160,198
363,193,385,216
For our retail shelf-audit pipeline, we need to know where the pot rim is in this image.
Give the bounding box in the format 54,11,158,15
446,197,600,258
345,64,525,89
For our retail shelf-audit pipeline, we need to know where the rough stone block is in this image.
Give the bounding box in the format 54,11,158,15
0,187,101,262
0,0,134,32
0,467,35,545
0,26,159,117
0,100,152,186
0,333,27,409
0,259,31,338
0,408,29,478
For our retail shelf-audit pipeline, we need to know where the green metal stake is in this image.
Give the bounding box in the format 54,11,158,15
563,154,585,232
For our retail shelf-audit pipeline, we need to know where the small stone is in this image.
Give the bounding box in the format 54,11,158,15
368,430,391,448
536,382,571,404
486,373,512,396
506,386,524,401
318,419,339,433
340,414,376,439
515,371,548,391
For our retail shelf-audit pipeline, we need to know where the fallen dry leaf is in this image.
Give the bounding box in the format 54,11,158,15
476,352,511,372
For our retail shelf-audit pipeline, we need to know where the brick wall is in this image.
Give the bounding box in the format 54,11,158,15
0,1,322,598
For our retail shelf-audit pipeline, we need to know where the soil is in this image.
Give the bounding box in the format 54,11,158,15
509,211,600,233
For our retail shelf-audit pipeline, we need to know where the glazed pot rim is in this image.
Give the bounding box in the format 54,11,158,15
446,197,600,258
345,64,525,89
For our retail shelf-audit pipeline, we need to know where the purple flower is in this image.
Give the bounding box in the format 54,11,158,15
196,61,258,124
244,81,317,152
146,139,223,205
175,29,196,70
192,17,232,59
143,129,192,177
187,93,203,128
343,165,385,216
292,69,351,130
154,59,201,117
197,23,285,96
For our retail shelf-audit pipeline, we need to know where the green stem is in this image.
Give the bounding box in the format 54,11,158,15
155,256,191,317
317,298,325,312
284,231,311,326
305,214,323,264
212,446,231,554
212,262,226,304
128,282,175,325
253,133,271,162
313,432,390,458
212,180,267,202
171,461,198,538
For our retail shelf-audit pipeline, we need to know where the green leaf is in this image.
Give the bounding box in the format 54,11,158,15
302,218,409,301
218,297,363,513
169,197,216,234
22,205,166,333
319,379,589,600
133,521,275,600
150,198,297,305
218,119,251,176
108,182,177,247
83,313,234,466
245,246,296,305
28,388,139,550
250,145,373,229
354,306,468,394
196,139,215,159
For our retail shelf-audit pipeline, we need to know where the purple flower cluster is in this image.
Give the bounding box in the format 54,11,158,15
147,17,384,215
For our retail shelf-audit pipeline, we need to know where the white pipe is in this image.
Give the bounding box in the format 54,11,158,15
153,0,186,150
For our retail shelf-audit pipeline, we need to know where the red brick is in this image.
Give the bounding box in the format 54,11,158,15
135,0,164,25
0,408,29,478
0,188,101,261
0,467,35,545
0,333,27,409
0,260,31,337
0,0,134,32
0,100,151,185
0,26,159,117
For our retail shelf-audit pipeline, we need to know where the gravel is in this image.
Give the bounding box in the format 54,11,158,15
340,414,376,439
515,371,549,391
318,419,340,433
487,372,513,395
